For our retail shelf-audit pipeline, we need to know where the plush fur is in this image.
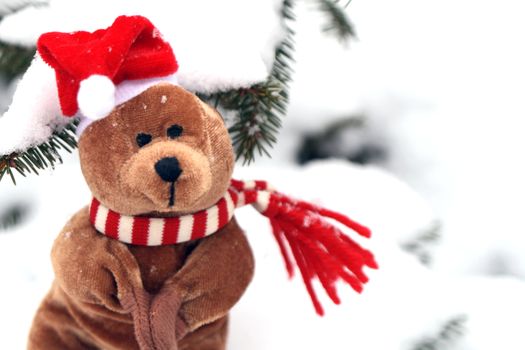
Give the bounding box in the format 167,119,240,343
28,84,255,350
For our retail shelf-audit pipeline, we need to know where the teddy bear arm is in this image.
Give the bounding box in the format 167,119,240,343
161,218,254,333
51,207,143,312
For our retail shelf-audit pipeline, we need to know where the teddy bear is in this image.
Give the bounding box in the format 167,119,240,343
28,81,254,350
22,15,376,350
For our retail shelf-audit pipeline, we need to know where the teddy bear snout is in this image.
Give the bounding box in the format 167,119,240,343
116,140,214,214
155,157,183,183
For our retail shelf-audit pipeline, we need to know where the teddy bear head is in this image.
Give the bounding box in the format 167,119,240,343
78,83,234,216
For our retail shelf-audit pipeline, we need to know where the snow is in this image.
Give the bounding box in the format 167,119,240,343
0,0,47,16
0,154,89,348
267,0,525,282
0,56,68,155
245,0,525,347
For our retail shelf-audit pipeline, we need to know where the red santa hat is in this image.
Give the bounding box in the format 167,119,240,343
37,15,179,122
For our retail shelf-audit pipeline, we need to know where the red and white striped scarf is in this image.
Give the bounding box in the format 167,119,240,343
89,179,377,315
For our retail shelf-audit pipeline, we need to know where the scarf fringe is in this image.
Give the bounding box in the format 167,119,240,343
231,180,378,316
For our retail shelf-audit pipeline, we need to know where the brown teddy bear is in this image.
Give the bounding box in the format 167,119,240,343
29,82,254,350
25,15,376,350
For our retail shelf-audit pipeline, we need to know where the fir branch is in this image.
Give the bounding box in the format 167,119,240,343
0,41,35,82
201,0,296,164
0,202,30,231
412,315,468,350
401,221,442,266
296,115,386,165
0,120,78,185
317,0,356,42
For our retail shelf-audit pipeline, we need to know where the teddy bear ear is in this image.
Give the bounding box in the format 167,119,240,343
0,55,68,157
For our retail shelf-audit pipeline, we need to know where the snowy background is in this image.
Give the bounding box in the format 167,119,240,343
1,0,525,349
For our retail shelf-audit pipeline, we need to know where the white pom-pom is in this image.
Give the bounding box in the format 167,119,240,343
77,75,116,120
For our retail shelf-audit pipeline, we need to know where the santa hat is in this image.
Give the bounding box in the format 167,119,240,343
37,15,179,123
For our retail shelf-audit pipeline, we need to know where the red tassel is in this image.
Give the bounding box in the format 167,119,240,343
230,179,378,316
263,192,378,316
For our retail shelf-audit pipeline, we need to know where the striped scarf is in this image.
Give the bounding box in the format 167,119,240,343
89,179,377,315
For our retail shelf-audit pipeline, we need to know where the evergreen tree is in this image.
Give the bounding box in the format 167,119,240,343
0,0,356,183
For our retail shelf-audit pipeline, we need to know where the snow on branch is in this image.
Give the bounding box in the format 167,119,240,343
0,0,47,16
0,121,77,185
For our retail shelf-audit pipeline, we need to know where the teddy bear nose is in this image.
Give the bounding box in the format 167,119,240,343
155,157,183,183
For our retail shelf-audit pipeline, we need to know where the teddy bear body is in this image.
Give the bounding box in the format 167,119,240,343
28,84,255,350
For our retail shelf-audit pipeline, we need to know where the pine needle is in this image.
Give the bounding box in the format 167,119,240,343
0,202,30,231
0,120,78,185
412,315,468,350
317,0,356,42
0,41,35,83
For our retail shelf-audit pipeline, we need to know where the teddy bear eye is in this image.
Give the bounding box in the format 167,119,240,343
167,124,183,139
136,133,152,147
